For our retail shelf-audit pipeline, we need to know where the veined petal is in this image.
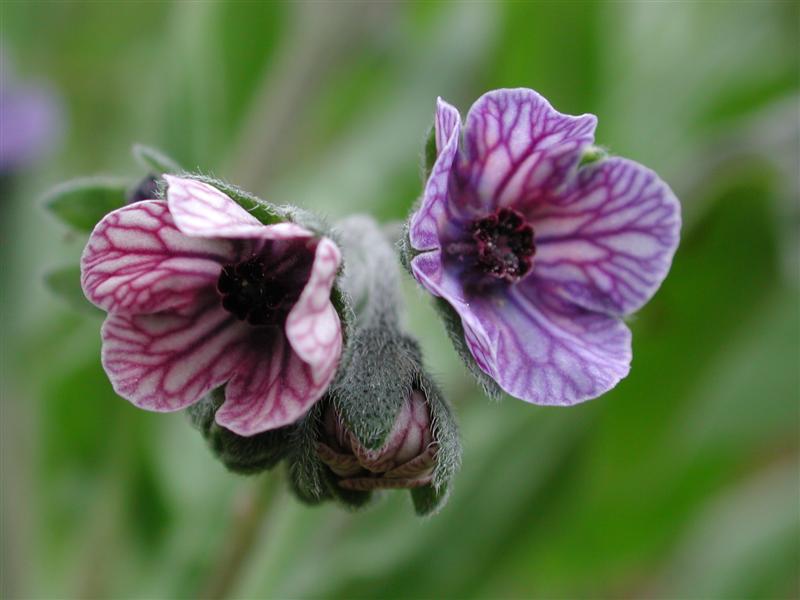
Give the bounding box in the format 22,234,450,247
410,250,497,377
411,251,631,405
408,98,462,252
477,281,632,405
101,300,247,412
215,332,333,436
533,157,681,315
285,237,343,373
462,88,597,212
81,201,235,314
164,175,313,240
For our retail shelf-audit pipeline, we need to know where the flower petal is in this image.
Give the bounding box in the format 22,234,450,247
215,331,335,436
164,175,313,240
533,157,681,315
408,98,462,252
462,88,597,213
411,251,631,405
482,282,632,405
81,201,235,314
285,237,343,373
101,300,247,412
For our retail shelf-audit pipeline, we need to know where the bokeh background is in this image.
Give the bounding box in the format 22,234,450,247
2,2,798,598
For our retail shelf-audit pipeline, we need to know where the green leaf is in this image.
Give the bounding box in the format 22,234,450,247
44,265,102,316
44,177,128,232
132,144,183,175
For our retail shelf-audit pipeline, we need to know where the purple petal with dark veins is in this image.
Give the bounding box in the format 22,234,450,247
412,251,632,405
81,201,237,315
408,98,463,252
462,88,597,214
164,175,313,240
101,299,248,412
215,330,333,436
532,157,681,315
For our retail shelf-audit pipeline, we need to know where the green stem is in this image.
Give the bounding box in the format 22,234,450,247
199,477,282,600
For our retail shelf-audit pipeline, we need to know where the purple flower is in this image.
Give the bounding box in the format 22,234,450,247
317,389,437,491
80,175,343,436
408,89,680,405
0,64,62,173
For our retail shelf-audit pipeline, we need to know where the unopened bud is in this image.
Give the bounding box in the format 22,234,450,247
318,389,436,490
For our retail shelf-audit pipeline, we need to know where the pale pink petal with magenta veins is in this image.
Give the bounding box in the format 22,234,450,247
285,237,343,374
81,201,237,314
101,300,248,412
216,332,336,436
532,157,681,316
216,237,343,436
462,88,597,214
408,98,462,252
164,175,313,240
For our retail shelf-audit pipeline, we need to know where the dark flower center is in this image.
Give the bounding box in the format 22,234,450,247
217,256,305,326
470,208,535,282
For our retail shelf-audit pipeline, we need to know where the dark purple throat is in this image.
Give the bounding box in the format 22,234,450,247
470,208,535,283
217,256,304,326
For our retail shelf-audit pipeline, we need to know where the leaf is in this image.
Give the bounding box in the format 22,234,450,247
132,144,183,175
44,265,102,316
44,177,128,232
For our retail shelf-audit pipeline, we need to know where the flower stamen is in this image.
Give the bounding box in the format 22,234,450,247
217,257,302,326
471,208,535,282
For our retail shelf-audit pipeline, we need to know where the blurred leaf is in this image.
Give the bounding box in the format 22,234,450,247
44,177,127,232
651,460,799,599
44,266,101,316
132,144,182,174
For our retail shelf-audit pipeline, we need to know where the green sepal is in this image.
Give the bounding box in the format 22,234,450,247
419,373,461,494
187,389,292,474
44,265,102,316
331,328,423,450
132,144,182,175
579,145,608,168
411,483,449,517
422,124,437,180
286,402,328,502
286,401,373,509
44,176,128,232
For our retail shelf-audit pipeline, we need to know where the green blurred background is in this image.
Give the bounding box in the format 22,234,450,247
2,2,798,598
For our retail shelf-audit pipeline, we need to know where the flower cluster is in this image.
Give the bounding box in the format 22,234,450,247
47,87,679,514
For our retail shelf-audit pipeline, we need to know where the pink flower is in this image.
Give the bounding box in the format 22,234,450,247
81,175,343,436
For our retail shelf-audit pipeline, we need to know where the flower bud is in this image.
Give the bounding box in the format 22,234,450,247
317,389,436,490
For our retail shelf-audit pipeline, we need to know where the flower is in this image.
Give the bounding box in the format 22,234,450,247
0,56,62,174
407,89,680,405
317,389,437,490
81,175,343,435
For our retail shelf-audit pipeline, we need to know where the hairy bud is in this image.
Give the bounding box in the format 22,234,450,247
318,389,436,490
